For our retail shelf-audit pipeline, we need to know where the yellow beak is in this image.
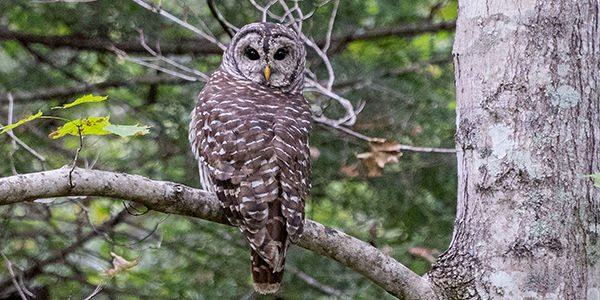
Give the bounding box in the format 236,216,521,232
264,65,270,81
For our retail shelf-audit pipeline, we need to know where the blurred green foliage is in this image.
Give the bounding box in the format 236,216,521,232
0,0,457,299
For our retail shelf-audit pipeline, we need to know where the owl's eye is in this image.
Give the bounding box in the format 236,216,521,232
244,48,260,60
273,48,288,60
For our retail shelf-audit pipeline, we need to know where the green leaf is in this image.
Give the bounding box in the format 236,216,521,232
52,94,108,109
0,111,43,134
103,124,151,137
586,173,600,188
48,116,111,139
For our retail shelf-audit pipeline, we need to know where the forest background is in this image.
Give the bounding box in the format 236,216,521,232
0,0,457,299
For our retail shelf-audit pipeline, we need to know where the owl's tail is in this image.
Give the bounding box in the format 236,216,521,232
251,249,284,294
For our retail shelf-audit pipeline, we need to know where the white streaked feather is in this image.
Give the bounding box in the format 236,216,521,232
198,160,216,192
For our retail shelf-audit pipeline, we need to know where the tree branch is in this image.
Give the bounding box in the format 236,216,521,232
0,167,437,300
0,20,455,57
0,26,222,56
325,20,456,54
0,76,190,103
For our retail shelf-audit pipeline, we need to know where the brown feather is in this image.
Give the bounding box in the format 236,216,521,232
189,27,311,294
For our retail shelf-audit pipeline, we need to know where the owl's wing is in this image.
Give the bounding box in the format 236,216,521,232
189,82,286,265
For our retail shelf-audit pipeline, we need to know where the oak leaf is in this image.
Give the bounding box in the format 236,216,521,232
355,139,403,177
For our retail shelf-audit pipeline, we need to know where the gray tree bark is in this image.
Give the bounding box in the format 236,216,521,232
428,0,600,299
0,167,437,300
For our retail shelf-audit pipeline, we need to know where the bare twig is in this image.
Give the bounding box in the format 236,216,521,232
1,252,28,300
18,42,82,82
1,95,47,163
315,119,456,153
110,46,200,82
287,264,346,297
321,0,339,53
137,29,209,81
306,78,361,126
275,1,359,126
130,0,227,50
0,127,47,162
7,94,18,175
249,0,279,22
82,282,103,300
69,126,83,188
3,76,190,103
206,0,236,38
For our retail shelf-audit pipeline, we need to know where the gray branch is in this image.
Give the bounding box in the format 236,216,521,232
0,167,437,300
0,75,190,103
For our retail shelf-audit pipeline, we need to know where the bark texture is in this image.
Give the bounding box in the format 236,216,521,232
428,0,600,299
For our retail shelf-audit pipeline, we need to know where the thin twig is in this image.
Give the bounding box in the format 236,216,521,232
69,126,83,188
276,0,359,126
306,78,359,126
18,42,82,82
82,282,103,300
120,214,169,247
137,29,209,81
3,94,47,163
110,46,200,82
250,0,278,22
1,252,28,300
206,0,235,38
315,119,456,153
0,128,47,162
122,201,149,216
70,198,110,241
16,273,35,298
130,0,226,50
292,0,304,32
321,0,340,53
7,93,18,175
287,265,346,297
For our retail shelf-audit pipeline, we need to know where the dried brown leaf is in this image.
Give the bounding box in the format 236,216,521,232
340,162,360,177
356,139,403,177
104,252,139,277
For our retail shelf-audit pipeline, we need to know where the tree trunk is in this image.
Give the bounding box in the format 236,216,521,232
427,0,600,299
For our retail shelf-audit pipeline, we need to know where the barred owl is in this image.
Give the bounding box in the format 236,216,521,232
188,22,311,294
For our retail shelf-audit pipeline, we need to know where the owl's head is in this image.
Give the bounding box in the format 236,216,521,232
221,22,306,94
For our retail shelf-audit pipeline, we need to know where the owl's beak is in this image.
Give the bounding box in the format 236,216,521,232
264,65,271,81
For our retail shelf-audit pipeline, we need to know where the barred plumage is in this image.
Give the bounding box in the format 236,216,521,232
188,22,311,294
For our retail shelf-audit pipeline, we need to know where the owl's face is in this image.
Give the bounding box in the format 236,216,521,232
221,22,306,93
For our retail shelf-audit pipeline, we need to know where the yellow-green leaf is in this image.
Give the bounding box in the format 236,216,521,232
49,116,111,139
52,94,108,109
0,111,43,134
103,124,151,137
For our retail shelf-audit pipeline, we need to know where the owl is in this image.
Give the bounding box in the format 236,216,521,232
188,22,311,294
